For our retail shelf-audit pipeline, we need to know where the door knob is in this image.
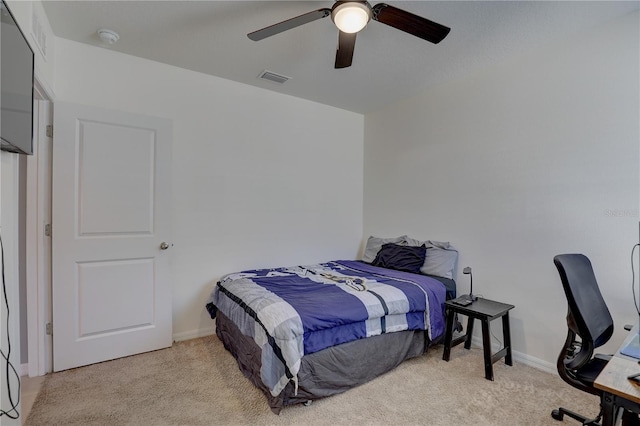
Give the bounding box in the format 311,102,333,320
160,242,170,250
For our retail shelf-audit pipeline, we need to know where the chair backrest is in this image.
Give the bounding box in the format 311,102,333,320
554,254,614,369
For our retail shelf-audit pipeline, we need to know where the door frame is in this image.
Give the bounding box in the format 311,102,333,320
25,72,54,377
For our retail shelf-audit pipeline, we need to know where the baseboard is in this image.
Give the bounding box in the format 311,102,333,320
21,363,29,377
172,328,558,373
172,326,216,342
512,350,556,374
469,336,556,375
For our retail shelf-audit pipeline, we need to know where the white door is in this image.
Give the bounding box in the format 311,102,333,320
52,102,172,371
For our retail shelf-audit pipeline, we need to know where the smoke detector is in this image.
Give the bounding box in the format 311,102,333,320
97,28,119,45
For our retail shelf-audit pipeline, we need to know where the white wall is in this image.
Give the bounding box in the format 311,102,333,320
0,153,23,424
363,10,640,367
53,38,364,339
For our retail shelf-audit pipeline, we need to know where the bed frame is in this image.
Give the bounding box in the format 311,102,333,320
215,310,438,414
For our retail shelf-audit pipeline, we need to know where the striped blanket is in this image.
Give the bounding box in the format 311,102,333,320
207,260,446,397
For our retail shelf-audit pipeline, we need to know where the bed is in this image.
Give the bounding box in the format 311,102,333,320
206,238,458,414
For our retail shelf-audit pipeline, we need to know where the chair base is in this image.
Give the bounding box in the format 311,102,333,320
551,407,601,426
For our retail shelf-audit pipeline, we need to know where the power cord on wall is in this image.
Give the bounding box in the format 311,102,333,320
0,233,21,420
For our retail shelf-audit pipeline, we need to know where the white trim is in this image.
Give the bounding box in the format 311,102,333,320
25,73,53,378
469,336,556,375
33,67,55,102
172,327,216,342
513,350,556,375
25,101,40,377
20,363,29,377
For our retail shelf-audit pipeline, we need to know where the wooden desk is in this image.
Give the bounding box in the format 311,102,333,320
595,326,640,426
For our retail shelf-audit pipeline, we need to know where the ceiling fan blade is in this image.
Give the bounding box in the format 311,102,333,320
248,8,331,41
372,3,450,44
335,31,357,69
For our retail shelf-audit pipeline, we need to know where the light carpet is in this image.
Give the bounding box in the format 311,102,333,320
26,336,598,425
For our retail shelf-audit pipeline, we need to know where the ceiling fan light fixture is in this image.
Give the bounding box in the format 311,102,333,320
332,2,371,34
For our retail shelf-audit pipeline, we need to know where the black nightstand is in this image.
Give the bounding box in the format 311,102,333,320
442,297,515,381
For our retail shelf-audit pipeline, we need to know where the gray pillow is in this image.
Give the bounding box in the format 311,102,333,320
362,235,407,263
404,237,459,279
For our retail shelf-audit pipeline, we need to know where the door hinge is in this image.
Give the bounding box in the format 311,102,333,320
46,322,52,335
46,125,53,138
44,223,52,237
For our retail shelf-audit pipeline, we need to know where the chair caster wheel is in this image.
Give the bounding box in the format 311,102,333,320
551,409,564,421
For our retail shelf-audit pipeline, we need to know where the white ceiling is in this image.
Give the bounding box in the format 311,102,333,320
41,1,639,114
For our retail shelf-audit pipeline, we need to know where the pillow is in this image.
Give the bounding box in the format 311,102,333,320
405,237,451,250
371,243,427,274
362,235,407,263
404,237,458,279
420,246,458,279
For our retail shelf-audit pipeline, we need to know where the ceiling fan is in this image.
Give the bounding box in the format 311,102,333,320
248,1,451,69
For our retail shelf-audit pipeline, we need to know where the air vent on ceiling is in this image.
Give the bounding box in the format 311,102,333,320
257,70,290,85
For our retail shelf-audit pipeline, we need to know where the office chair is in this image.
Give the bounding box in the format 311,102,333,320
552,254,614,425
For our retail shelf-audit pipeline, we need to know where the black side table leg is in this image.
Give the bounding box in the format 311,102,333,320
481,319,494,381
502,312,513,366
464,317,475,350
442,308,455,361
